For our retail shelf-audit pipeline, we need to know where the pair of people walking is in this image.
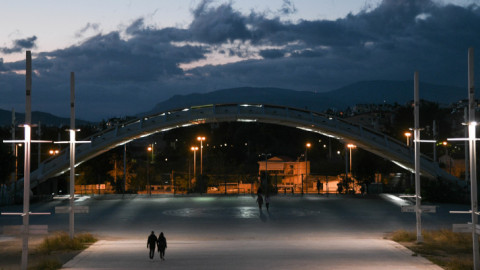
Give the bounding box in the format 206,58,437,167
147,231,167,260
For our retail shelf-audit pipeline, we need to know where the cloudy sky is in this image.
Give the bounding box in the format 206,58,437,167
0,0,479,121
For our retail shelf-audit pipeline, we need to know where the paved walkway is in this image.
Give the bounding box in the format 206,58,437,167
63,237,442,270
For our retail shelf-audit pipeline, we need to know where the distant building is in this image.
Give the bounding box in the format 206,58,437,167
258,156,309,184
344,104,398,132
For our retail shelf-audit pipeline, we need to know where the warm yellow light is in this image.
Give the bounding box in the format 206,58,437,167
404,132,411,138
442,141,448,146
306,143,311,148
49,149,59,155
147,146,152,152
347,143,356,149
191,146,198,151
197,136,206,141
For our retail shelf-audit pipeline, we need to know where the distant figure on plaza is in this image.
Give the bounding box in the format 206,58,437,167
157,232,167,261
265,194,270,211
256,194,263,210
360,183,367,196
147,231,157,259
337,182,343,195
316,180,321,194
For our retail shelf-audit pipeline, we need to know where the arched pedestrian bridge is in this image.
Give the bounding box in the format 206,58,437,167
30,103,458,187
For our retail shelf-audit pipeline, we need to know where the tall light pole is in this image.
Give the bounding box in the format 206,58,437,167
197,136,206,175
305,143,311,194
405,132,412,147
147,145,152,196
347,144,356,173
305,143,311,176
442,141,451,174
191,146,198,180
347,143,356,192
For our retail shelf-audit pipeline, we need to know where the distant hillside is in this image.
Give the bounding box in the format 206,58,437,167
0,109,91,127
1,80,466,126
147,87,335,114
328,80,465,106
146,80,466,115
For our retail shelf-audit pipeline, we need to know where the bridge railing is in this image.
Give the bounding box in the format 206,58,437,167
36,103,443,183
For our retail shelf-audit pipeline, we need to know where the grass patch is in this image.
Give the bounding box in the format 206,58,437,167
390,229,473,270
37,232,97,255
28,258,63,270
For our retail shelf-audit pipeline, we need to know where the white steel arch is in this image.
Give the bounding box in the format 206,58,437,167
29,103,458,188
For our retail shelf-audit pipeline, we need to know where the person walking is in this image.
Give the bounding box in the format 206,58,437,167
147,231,157,259
256,194,263,210
157,232,167,261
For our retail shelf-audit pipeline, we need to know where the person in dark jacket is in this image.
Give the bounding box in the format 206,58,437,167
147,231,157,259
157,232,167,260
256,194,263,210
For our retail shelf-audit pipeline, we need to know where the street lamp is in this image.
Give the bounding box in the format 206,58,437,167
347,143,356,173
305,143,311,176
304,143,311,195
197,136,206,175
404,132,412,146
48,149,60,155
191,146,198,179
442,141,451,174
147,145,152,196
346,143,356,192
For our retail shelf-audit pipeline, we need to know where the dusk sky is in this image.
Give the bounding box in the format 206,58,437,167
0,0,479,121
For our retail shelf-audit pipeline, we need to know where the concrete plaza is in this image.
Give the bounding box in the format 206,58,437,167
0,194,470,269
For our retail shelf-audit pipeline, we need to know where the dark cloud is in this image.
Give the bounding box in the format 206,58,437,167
1,36,37,54
1,0,479,121
189,0,251,43
259,49,285,59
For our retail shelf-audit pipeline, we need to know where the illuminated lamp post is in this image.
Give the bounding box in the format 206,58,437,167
405,132,412,147
191,146,198,180
305,143,311,194
442,141,451,174
197,136,206,175
347,143,356,192
147,145,152,196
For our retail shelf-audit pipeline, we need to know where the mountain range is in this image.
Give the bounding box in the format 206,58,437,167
0,110,91,127
145,80,466,115
0,80,467,126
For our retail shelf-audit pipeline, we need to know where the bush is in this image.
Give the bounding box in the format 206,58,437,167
30,258,62,270
37,232,97,255
391,229,474,270
391,229,416,242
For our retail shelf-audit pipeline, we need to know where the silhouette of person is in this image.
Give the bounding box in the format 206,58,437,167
157,232,167,260
316,180,321,194
147,231,157,259
256,194,263,210
265,194,270,211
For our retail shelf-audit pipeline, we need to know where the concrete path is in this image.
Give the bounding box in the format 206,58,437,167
63,238,442,270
